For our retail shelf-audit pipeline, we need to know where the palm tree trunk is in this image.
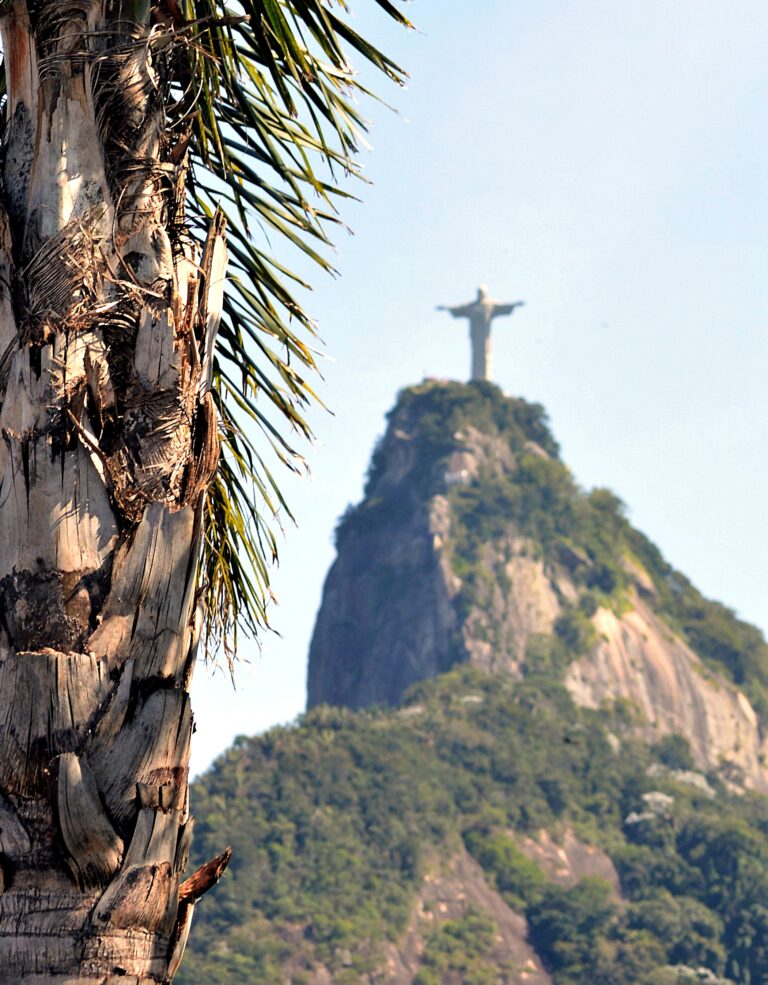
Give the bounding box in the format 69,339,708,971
0,0,226,979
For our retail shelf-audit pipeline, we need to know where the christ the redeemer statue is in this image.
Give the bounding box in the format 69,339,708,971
437,285,524,382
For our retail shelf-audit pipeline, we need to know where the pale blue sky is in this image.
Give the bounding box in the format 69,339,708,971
190,1,768,775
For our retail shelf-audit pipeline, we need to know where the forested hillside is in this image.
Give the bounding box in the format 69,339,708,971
180,382,768,984
180,668,768,984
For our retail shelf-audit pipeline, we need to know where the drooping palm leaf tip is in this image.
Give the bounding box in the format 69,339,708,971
0,0,408,662
185,0,411,661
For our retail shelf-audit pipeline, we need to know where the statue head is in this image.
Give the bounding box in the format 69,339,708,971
477,284,488,301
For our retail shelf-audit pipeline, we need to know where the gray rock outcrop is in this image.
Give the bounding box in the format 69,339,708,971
306,379,768,789
307,406,465,710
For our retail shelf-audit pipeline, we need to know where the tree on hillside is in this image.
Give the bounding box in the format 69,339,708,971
0,0,409,980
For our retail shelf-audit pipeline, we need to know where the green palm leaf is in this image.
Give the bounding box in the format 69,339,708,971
176,0,412,657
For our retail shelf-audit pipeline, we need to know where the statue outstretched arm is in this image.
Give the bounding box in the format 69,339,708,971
492,301,525,317
436,304,475,318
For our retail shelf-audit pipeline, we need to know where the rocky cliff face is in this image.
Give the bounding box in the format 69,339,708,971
305,452,462,711
307,380,768,790
376,848,551,985
307,385,562,709
566,597,768,790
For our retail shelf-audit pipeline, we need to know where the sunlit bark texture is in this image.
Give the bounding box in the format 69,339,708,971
0,0,227,979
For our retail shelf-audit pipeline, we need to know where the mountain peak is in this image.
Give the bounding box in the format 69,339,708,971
307,381,768,791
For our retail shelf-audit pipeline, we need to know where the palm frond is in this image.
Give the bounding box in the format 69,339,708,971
176,1,412,658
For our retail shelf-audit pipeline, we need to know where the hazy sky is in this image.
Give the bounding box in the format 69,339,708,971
190,1,768,775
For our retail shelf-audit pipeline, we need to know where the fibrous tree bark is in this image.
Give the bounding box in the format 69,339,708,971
0,0,409,979
0,2,227,979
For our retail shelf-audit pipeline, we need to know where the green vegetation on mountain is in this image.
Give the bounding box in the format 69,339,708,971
413,909,501,985
338,381,768,715
182,381,768,984
181,667,768,985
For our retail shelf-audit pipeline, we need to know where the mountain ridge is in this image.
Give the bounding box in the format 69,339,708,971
178,380,768,985
307,379,768,790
